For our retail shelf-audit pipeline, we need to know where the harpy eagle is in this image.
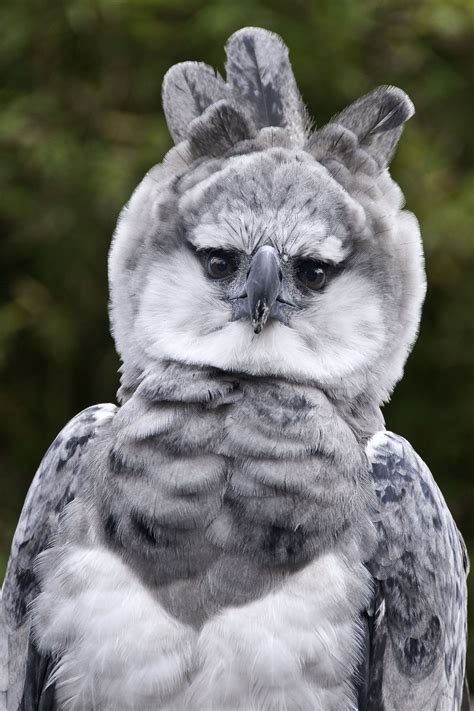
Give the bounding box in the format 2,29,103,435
0,27,469,711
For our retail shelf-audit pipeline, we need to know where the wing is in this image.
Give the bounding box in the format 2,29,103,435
362,431,469,711
1,403,116,711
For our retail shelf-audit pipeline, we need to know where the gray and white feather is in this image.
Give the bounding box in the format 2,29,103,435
1,27,468,711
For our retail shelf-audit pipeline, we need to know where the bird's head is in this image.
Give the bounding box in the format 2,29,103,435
109,28,425,403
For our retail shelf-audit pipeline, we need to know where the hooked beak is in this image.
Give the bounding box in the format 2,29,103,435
246,246,282,334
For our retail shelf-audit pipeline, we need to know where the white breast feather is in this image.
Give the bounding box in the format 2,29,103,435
33,542,370,710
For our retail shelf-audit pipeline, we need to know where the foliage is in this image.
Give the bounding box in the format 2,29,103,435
1,0,473,680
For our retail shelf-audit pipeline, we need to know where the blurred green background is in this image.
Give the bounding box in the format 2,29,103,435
1,0,473,682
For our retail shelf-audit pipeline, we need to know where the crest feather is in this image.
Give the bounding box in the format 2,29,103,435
330,86,414,169
188,101,254,159
225,27,307,141
162,61,228,143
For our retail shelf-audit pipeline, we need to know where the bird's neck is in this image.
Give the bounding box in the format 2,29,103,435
96,362,378,624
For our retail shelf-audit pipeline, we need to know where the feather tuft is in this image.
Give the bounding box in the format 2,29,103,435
162,61,229,144
225,27,307,142
188,100,255,160
330,85,414,169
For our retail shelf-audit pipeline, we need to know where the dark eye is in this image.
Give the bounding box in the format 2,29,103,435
206,251,238,279
297,260,326,290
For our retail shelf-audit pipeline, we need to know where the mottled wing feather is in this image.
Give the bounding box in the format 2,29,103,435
17,638,56,711
365,431,468,711
1,403,116,711
2,403,116,628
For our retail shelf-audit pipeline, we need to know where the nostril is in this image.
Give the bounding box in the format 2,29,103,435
278,269,283,282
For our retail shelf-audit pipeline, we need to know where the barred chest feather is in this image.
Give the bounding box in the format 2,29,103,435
33,365,379,710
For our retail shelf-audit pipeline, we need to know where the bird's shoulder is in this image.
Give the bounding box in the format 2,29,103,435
2,403,117,629
366,429,468,584
364,430,468,708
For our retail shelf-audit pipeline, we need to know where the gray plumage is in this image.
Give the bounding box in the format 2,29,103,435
1,404,116,710
162,62,229,144
365,433,469,709
224,27,308,140
1,26,468,711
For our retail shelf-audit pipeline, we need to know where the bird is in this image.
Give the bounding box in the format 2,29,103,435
1,26,469,711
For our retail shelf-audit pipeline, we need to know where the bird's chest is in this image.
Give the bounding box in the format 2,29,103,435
36,537,370,711
100,377,366,583
35,373,374,709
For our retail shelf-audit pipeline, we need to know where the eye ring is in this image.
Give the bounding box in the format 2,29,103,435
206,250,239,279
296,260,326,291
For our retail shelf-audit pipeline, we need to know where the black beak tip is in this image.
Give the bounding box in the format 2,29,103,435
251,298,270,335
